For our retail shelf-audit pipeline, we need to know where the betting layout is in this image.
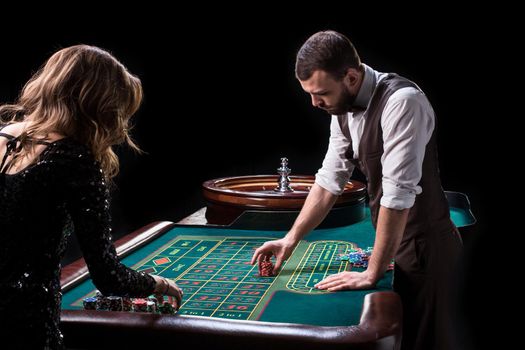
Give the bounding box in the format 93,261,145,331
70,235,376,320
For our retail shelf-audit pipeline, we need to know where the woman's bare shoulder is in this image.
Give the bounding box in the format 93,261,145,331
0,122,26,135
0,122,65,141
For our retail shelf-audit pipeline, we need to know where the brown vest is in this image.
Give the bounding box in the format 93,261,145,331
338,74,454,242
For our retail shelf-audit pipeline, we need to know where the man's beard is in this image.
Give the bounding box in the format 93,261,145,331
323,89,357,115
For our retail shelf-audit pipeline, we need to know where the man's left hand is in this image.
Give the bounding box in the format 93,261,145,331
314,271,377,291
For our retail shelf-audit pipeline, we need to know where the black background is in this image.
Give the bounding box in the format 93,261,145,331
0,9,512,349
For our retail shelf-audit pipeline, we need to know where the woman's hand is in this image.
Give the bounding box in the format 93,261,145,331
152,275,184,310
165,279,183,310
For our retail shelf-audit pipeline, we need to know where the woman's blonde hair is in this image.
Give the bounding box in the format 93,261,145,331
0,44,143,179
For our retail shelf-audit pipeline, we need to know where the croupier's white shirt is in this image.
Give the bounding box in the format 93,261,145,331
315,64,435,210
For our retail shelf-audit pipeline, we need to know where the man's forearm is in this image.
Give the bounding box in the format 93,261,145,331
367,205,409,281
286,183,338,244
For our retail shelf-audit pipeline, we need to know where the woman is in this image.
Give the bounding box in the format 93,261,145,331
0,45,182,349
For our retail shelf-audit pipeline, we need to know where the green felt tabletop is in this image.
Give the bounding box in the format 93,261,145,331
61,206,472,326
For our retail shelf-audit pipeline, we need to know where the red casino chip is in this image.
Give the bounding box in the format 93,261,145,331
259,259,274,277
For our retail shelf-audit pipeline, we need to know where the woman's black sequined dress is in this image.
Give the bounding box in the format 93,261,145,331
0,131,155,349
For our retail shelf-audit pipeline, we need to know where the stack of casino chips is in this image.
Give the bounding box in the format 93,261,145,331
82,291,176,315
146,297,158,313
131,298,148,312
337,247,395,271
82,297,97,310
122,297,133,311
258,260,274,277
107,296,123,311
158,301,175,314
95,294,110,310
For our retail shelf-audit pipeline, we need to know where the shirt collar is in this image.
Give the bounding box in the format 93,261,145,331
353,64,378,110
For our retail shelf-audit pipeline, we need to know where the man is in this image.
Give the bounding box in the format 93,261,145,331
251,31,462,350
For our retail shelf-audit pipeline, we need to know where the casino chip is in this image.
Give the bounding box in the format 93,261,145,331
258,259,274,277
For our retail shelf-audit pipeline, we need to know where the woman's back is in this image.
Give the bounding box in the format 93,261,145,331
0,45,182,349
0,126,155,349
0,129,92,348
1,129,87,285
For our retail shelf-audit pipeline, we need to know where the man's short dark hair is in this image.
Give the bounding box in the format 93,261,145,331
295,30,361,81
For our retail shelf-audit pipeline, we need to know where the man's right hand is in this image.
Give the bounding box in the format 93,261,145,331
250,238,296,275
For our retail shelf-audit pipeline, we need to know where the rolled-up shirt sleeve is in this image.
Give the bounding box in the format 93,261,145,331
315,115,355,195
380,88,435,209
